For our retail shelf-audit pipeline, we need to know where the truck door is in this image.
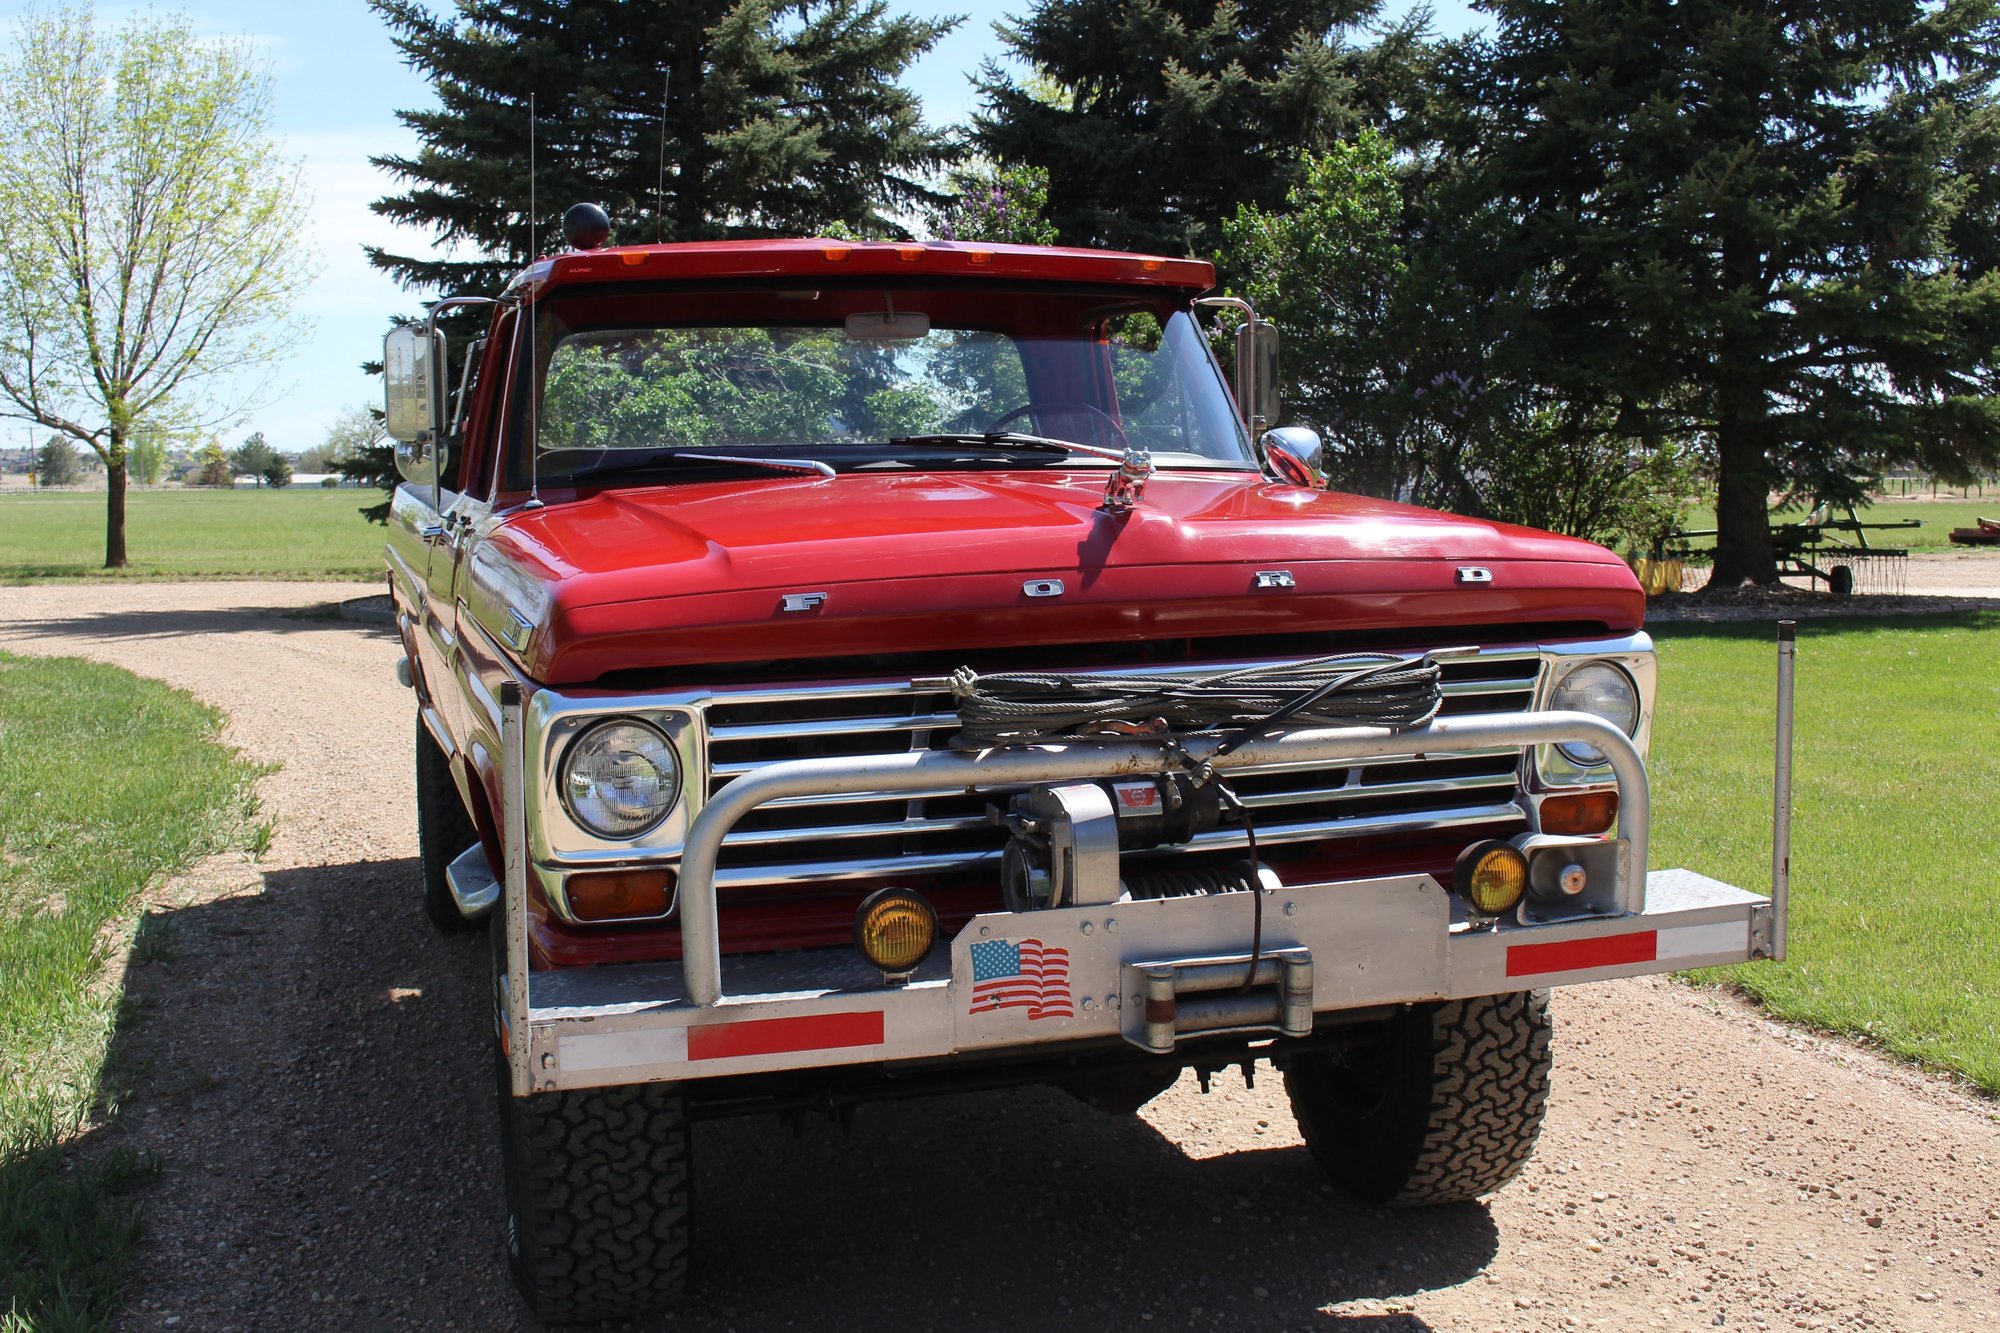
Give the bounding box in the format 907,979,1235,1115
388,329,492,749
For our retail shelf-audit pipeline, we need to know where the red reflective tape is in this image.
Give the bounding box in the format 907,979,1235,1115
1506,930,1658,977
686,1011,885,1061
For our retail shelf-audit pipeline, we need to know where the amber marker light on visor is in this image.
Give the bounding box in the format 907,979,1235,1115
1453,840,1529,916
1541,790,1620,836
566,869,674,922
855,887,938,977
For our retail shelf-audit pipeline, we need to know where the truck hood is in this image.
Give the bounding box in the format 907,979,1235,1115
465,470,1645,684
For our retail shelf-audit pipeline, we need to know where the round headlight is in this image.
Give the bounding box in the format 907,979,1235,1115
560,718,681,839
1550,663,1639,766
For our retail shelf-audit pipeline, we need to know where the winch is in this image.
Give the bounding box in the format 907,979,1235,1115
991,775,1233,911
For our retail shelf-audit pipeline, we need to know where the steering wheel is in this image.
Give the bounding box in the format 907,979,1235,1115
987,401,1131,452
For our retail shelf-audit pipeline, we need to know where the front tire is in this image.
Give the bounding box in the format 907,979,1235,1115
1284,990,1552,1205
416,716,480,932
491,918,692,1322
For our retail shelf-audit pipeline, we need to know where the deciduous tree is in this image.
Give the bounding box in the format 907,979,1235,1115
0,6,316,566
928,162,1058,245
1225,134,1701,550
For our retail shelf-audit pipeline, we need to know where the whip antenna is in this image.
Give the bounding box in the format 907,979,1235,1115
657,70,670,243
526,91,542,509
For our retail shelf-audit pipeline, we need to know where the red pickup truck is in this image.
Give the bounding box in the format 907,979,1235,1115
382,221,1781,1323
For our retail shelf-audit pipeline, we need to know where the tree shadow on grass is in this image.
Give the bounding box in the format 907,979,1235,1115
0,601,397,644
1649,607,2000,641
65,858,1494,1331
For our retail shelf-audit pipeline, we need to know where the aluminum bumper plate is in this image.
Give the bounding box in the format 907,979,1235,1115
523,868,1767,1093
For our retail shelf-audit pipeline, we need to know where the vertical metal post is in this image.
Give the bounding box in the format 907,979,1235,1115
1771,621,1796,962
500,682,533,1096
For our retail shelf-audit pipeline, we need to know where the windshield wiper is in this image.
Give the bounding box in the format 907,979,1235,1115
887,431,1127,461
564,451,835,482
889,432,1156,515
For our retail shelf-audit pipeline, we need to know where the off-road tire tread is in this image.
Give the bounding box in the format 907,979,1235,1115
502,1077,691,1323
416,716,480,932
1287,989,1552,1206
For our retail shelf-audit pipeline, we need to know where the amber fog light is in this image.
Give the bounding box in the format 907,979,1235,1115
1540,790,1619,836
566,869,674,922
855,888,937,977
1454,840,1528,916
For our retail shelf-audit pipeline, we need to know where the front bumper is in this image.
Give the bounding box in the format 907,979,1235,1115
494,692,1775,1095
526,868,1767,1092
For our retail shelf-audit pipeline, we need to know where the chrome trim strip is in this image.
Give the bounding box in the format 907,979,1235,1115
709,711,963,743
1233,772,1523,809
750,785,975,810
721,813,992,846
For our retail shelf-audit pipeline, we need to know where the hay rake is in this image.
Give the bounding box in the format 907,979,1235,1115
1664,502,1918,596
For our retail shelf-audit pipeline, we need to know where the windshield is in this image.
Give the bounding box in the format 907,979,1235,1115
510,285,1253,487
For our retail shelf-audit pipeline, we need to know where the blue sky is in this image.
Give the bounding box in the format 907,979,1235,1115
6,0,1482,456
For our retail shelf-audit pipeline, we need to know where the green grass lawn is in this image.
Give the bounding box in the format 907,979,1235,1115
1677,497,1996,551
1649,612,2000,1091
0,654,265,1329
0,488,384,582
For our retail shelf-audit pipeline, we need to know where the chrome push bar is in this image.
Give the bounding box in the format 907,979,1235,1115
673,711,1649,1007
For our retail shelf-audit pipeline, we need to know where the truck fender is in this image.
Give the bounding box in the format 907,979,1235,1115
461,740,504,882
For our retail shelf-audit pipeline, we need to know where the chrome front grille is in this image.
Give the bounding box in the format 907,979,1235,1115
699,652,1544,888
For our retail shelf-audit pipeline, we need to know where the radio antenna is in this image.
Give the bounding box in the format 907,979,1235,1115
525,91,542,510
657,70,670,244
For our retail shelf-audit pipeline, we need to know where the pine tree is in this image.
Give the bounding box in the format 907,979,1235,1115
195,441,231,487
1454,0,2000,584
368,0,956,295
973,0,1425,258
231,432,278,487
35,434,79,486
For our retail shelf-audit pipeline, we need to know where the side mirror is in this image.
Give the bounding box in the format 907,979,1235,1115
384,325,449,490
1234,320,1280,432
1260,426,1326,488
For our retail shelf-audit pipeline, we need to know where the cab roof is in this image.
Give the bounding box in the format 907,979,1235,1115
504,238,1216,298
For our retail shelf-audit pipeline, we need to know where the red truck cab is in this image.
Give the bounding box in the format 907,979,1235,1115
381,231,1776,1323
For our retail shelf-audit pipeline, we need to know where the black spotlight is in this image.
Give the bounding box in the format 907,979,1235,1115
563,202,612,251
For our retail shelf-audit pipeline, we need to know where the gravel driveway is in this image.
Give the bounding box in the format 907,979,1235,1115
2,579,1996,1333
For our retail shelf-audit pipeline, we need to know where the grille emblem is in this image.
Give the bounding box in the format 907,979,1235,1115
780,592,828,612
1254,570,1295,589
1023,579,1065,598
1456,567,1494,585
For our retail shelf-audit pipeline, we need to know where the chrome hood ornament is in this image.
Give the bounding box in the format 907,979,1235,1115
1098,447,1154,515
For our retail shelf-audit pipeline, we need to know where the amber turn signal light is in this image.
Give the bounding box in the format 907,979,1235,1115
855,887,937,976
1540,790,1619,836
1454,840,1528,916
566,869,674,922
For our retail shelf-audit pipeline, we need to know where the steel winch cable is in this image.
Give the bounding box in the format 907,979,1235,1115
946,652,1447,995
944,652,1445,750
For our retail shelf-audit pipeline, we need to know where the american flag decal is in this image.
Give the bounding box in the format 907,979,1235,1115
969,938,1074,1020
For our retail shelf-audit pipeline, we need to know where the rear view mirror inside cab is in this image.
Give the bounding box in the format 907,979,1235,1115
845,311,930,340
